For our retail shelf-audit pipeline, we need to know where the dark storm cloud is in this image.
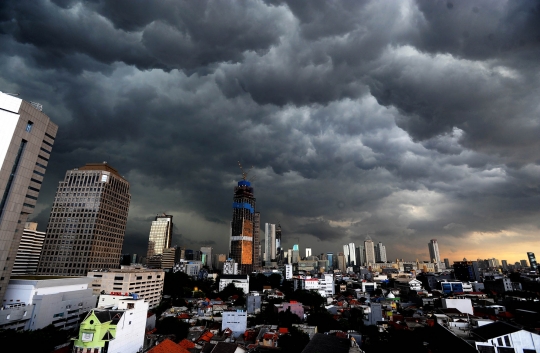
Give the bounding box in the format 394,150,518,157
1,0,539,260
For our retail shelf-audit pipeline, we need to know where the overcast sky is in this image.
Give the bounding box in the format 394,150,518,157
1,0,539,263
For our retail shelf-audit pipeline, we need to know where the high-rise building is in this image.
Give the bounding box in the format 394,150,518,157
0,92,58,300
306,248,312,258
520,259,528,268
146,214,173,259
252,211,261,270
12,222,46,275
230,179,255,274
275,223,282,263
501,260,508,271
444,258,451,269
327,252,334,270
201,246,213,268
375,242,387,263
364,236,375,265
527,252,537,271
292,244,299,263
356,245,364,266
264,223,276,264
343,243,356,266
428,239,441,263
37,163,131,276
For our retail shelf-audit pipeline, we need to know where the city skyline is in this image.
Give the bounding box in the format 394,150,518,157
1,1,539,264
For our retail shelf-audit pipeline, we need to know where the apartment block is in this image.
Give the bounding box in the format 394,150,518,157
87,268,164,309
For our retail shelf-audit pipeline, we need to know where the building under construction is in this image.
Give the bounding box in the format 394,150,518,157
230,179,256,274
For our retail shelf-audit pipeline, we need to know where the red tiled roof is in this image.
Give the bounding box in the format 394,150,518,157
147,339,190,353
278,327,288,334
198,330,214,342
178,339,195,349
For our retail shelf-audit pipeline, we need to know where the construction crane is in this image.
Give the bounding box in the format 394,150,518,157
238,161,254,181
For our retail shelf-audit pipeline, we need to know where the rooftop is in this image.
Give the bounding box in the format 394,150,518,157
471,321,522,341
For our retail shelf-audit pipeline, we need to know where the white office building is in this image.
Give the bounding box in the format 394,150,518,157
305,248,312,258
87,268,164,309
0,92,58,301
285,264,293,280
0,276,96,331
219,274,249,294
222,310,247,338
12,222,46,275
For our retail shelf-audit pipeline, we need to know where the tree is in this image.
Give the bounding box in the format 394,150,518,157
277,326,310,353
156,317,190,341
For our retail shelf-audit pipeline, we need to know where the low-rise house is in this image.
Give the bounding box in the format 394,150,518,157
72,295,148,353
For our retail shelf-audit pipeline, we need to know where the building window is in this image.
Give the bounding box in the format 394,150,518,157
26,121,33,132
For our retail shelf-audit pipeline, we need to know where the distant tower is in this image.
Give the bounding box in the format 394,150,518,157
252,212,261,270
306,248,312,258
375,242,387,262
428,239,441,263
364,236,375,265
146,214,173,259
275,223,282,263
229,164,255,274
528,252,537,271
264,223,276,264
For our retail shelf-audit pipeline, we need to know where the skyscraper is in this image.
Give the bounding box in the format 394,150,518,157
292,244,299,263
444,258,451,269
252,212,261,270
428,239,441,263
275,223,282,263
37,163,131,276
364,236,375,265
146,214,173,259
327,252,334,270
375,242,387,262
0,92,57,300
527,252,537,271
201,246,213,268
264,223,276,264
356,245,364,266
230,179,255,274
12,222,46,275
306,248,312,258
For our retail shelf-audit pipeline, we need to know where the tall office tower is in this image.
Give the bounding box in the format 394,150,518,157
356,245,365,266
375,242,387,262
501,260,508,271
520,259,528,268
201,246,213,268
0,92,58,300
292,244,299,263
252,212,261,270
364,236,376,265
327,253,334,270
306,248,312,258
287,249,292,264
12,222,46,275
444,258,451,269
264,223,276,264
230,179,255,274
343,244,350,266
428,239,441,263
527,252,537,271
146,214,173,259
348,242,356,266
337,252,346,272
36,163,131,276
275,223,282,263
487,258,500,268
